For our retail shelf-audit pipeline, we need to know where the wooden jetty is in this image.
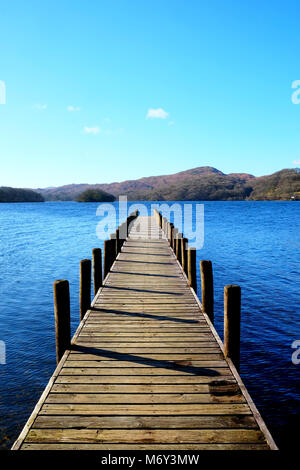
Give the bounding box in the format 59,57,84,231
12,211,277,450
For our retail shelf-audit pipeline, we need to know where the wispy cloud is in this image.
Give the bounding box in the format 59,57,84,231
146,108,169,119
67,105,80,112
33,104,47,110
83,125,124,136
293,159,300,165
83,126,100,135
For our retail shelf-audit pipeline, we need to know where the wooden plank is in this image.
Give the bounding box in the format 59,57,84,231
55,375,234,384
25,428,264,443
69,348,222,355
60,362,230,370
40,403,252,415
50,383,238,393
33,414,258,429
45,392,245,404
21,443,270,450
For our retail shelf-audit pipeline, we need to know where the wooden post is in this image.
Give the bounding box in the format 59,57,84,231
80,259,91,321
169,224,174,248
224,285,241,372
176,233,182,263
119,222,127,244
53,280,71,365
92,248,102,296
181,237,188,274
116,228,120,255
187,248,197,291
173,227,178,253
200,260,214,324
103,239,113,278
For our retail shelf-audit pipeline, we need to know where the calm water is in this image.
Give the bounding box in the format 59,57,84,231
0,201,299,450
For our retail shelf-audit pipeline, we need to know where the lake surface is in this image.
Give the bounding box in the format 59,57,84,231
0,201,299,450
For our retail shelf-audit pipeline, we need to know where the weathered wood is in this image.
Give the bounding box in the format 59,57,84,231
92,248,102,296
200,260,214,324
45,392,244,404
116,228,120,255
21,443,270,450
79,259,91,321
224,285,241,372
40,403,250,415
172,227,178,252
103,239,114,279
33,414,257,429
25,428,264,444
176,232,182,264
169,223,174,248
188,248,197,291
181,237,188,274
53,280,70,365
13,215,276,451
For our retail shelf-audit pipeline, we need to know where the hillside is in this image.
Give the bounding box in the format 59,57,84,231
248,169,300,200
76,189,115,202
0,187,44,203
35,167,300,201
37,167,253,201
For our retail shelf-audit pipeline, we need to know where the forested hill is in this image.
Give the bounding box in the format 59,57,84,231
0,187,44,203
36,167,300,201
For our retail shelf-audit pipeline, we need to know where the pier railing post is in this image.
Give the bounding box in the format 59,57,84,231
224,285,241,372
103,239,112,278
188,248,197,291
181,237,188,274
119,222,127,245
159,212,162,229
116,228,120,255
200,260,214,324
169,224,174,248
173,227,178,253
80,259,91,321
53,280,71,365
176,233,182,263
92,248,102,296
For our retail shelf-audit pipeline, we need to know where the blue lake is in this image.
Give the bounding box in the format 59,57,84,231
0,201,299,449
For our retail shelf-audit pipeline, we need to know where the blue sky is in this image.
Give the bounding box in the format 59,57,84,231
0,0,300,188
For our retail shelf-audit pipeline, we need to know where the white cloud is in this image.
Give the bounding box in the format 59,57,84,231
67,105,80,112
83,125,124,136
83,126,100,135
146,108,169,119
293,159,300,165
33,104,47,110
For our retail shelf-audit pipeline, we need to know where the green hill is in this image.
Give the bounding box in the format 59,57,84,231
247,169,300,200
0,187,44,203
76,189,115,202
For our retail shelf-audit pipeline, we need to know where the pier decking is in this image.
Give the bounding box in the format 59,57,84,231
12,215,277,450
